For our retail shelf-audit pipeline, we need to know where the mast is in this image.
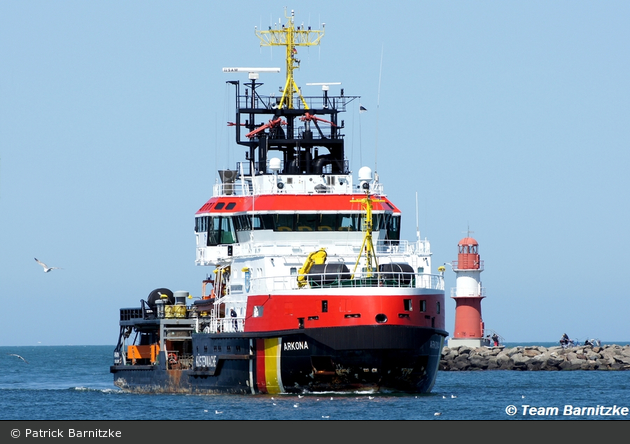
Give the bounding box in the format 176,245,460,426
255,8,325,110
351,190,384,279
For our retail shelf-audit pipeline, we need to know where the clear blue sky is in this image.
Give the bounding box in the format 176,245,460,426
1,1,628,346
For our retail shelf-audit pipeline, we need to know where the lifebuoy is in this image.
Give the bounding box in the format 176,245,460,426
168,353,178,364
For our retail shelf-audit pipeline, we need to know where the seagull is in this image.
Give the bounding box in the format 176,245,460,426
7,353,29,364
215,410,223,414
34,258,63,273
293,403,299,408
451,395,457,398
434,412,442,416
368,396,375,400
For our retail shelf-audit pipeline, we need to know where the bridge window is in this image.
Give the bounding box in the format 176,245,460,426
297,214,317,231
196,212,392,233
339,214,359,231
207,216,237,245
386,215,400,241
253,214,274,230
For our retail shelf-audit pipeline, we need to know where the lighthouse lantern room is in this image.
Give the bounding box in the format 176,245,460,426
447,236,491,348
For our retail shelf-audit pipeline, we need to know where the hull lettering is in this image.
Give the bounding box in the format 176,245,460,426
283,341,309,351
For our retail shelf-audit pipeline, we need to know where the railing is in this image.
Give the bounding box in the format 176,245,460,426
237,94,356,113
200,239,429,258
212,175,386,198
249,271,444,293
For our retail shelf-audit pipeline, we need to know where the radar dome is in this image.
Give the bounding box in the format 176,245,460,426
358,166,372,182
269,157,282,172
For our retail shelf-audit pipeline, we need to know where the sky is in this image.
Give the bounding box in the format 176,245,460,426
1,1,628,346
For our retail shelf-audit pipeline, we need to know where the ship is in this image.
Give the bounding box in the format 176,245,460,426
110,9,448,395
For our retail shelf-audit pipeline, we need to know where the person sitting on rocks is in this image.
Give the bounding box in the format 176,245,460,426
560,333,570,348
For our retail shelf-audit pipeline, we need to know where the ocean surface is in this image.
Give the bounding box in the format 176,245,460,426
1,344,628,421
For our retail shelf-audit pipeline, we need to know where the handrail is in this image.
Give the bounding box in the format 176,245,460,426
247,271,444,293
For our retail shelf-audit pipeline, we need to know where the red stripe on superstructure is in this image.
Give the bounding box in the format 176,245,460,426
245,293,445,333
255,338,267,394
196,194,400,214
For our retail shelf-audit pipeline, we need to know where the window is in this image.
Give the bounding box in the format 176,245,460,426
253,214,273,230
403,299,412,311
275,214,295,231
207,216,237,245
339,214,358,231
322,300,328,313
436,301,441,314
386,215,401,241
420,300,426,312
297,214,317,231
318,214,337,231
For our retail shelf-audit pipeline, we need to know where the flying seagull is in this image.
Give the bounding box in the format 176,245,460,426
34,258,63,273
7,353,29,364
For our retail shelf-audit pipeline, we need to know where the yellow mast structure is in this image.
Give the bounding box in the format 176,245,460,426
351,192,384,279
255,9,325,110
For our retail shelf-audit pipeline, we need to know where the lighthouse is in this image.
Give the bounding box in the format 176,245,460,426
447,236,491,348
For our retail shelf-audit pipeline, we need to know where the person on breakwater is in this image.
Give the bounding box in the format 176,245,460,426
492,333,499,347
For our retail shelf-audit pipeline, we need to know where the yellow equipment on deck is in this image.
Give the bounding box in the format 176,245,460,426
297,248,327,287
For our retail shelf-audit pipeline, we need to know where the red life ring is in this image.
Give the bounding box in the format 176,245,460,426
168,353,178,364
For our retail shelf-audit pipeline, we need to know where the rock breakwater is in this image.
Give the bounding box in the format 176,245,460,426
440,344,630,371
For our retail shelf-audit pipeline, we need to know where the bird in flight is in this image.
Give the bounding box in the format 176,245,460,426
7,353,29,364
34,258,63,273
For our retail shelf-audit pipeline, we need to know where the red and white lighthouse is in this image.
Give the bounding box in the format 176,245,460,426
447,236,491,348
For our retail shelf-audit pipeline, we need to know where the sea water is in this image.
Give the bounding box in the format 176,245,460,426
1,344,628,421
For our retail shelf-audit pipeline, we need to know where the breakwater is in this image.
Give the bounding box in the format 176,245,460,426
440,344,630,371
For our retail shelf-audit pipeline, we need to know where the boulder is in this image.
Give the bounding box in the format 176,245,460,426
522,348,541,358
559,359,583,371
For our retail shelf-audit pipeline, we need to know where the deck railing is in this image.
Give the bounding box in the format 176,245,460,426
248,271,444,293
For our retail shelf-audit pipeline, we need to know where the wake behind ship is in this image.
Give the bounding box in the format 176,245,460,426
110,10,448,395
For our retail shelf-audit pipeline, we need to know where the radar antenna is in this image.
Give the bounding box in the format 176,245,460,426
255,8,325,110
